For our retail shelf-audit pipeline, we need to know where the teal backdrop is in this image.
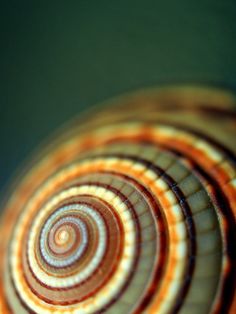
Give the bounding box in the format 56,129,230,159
0,0,236,193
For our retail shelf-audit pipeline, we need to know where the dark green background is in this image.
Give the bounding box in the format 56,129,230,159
1,0,236,194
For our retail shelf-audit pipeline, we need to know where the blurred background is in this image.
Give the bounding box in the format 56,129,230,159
0,0,236,194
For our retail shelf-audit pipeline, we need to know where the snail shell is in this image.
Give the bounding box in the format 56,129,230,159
0,86,235,314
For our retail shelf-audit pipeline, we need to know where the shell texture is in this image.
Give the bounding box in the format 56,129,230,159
0,87,236,314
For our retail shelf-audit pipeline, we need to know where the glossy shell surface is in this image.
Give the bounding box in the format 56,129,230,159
0,87,235,314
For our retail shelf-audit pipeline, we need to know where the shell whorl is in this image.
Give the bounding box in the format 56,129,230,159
0,87,235,314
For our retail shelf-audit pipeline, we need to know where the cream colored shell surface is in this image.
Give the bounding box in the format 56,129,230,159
0,87,235,314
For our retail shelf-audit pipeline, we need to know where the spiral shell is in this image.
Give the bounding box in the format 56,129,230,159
0,87,235,314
